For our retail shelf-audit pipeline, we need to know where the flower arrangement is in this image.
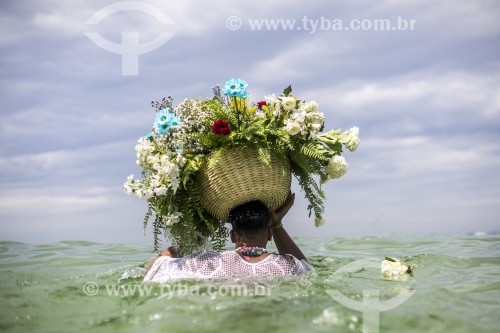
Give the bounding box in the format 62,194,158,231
124,78,359,254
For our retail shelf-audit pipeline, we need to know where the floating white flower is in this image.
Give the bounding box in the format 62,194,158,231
381,256,415,280
381,260,408,276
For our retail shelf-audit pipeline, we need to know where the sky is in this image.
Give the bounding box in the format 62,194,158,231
1,0,499,247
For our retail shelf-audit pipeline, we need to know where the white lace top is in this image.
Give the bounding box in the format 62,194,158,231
144,250,314,282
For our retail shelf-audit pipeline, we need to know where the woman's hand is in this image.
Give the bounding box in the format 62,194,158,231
145,246,179,274
270,192,295,227
159,246,178,258
268,192,306,261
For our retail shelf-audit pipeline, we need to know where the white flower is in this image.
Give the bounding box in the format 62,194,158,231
281,96,296,111
254,109,265,117
285,121,301,136
326,155,348,179
176,153,187,167
381,260,408,276
341,126,360,152
300,101,318,113
273,98,282,111
172,98,211,153
381,258,414,281
306,111,324,126
153,186,168,196
308,123,322,138
123,175,135,195
292,110,307,122
170,177,180,193
264,93,277,105
165,212,183,226
123,175,151,198
310,123,322,132
135,137,156,168
314,216,325,227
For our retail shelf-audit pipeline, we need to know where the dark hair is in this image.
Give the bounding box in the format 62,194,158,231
229,200,271,234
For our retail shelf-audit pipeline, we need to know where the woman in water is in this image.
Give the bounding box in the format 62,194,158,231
144,192,313,282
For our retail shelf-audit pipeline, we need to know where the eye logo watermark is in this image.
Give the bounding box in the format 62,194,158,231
84,1,174,76
325,260,416,333
326,289,415,333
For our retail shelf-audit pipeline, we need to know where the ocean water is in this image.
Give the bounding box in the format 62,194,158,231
1,236,499,333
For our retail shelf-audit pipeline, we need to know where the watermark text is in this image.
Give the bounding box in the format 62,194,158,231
227,16,417,33
83,281,271,298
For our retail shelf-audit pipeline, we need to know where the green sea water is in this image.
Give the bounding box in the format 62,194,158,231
1,236,499,333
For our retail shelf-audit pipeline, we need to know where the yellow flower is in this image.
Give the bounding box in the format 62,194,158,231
229,97,247,111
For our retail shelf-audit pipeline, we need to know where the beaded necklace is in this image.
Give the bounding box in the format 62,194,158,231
236,243,268,257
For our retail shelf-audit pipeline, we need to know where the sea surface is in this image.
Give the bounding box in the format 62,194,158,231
1,236,499,333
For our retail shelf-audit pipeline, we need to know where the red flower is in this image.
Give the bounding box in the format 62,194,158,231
212,119,231,135
257,101,267,109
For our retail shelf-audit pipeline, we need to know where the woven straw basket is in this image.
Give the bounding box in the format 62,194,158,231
197,146,292,222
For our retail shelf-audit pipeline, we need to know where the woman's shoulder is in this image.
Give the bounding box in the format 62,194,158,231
185,250,224,259
270,253,316,272
268,252,299,262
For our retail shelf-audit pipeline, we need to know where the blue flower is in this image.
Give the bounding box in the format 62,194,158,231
223,78,248,99
154,108,180,135
145,132,154,140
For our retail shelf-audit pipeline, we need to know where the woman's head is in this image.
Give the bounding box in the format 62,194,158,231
229,200,272,246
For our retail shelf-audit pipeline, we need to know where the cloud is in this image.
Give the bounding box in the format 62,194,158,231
0,187,116,215
1,0,500,243
309,69,500,142
355,135,500,188
328,70,500,116
0,140,136,187
412,0,500,39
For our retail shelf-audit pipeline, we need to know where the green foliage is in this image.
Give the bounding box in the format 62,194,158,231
317,129,344,152
283,85,292,96
291,161,326,218
300,142,331,162
257,146,271,166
